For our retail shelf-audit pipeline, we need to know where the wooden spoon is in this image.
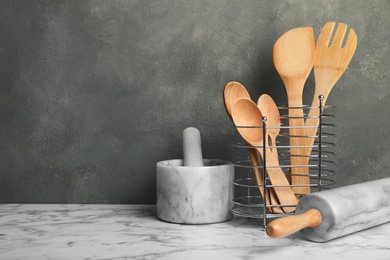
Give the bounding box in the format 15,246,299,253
257,94,285,213
223,82,279,213
231,98,297,213
304,22,357,156
273,27,315,197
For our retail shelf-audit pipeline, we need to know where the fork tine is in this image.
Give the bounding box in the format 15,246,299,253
341,28,358,69
317,22,335,47
344,28,358,51
332,23,348,48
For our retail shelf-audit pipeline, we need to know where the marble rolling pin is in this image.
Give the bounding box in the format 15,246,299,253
183,127,204,167
266,177,390,242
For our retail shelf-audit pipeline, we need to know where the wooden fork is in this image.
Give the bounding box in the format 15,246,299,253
304,22,357,168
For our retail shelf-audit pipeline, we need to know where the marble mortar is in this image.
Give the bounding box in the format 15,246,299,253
156,159,234,224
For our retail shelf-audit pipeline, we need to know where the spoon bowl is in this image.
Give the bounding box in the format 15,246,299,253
223,81,250,120
257,94,281,149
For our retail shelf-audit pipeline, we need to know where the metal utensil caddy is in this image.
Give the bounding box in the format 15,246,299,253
231,95,335,227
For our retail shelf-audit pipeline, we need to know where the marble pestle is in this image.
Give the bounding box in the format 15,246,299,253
182,127,204,167
156,127,234,224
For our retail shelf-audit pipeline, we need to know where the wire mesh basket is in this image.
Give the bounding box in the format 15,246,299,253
231,95,336,227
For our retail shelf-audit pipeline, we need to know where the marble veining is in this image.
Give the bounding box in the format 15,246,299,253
298,177,390,242
156,159,234,224
0,204,389,260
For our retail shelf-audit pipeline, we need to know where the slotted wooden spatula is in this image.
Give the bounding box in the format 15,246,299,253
304,22,357,157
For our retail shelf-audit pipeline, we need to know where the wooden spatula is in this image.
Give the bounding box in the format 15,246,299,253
273,27,315,197
304,22,357,158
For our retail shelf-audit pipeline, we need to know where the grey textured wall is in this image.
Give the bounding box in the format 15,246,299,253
1,0,389,203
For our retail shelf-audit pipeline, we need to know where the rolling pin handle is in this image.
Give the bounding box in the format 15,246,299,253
266,209,322,238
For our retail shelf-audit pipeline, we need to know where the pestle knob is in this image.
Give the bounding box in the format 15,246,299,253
183,127,204,167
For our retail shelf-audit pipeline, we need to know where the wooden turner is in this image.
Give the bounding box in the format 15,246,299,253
273,27,315,197
304,22,357,157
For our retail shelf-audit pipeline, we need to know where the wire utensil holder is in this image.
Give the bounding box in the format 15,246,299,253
231,95,335,227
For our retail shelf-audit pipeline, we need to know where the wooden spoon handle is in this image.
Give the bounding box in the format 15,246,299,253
266,209,322,238
257,147,297,213
267,168,297,213
287,93,311,197
247,147,283,214
304,93,327,157
301,93,331,181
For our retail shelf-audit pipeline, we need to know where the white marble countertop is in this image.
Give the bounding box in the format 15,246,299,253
0,204,389,260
